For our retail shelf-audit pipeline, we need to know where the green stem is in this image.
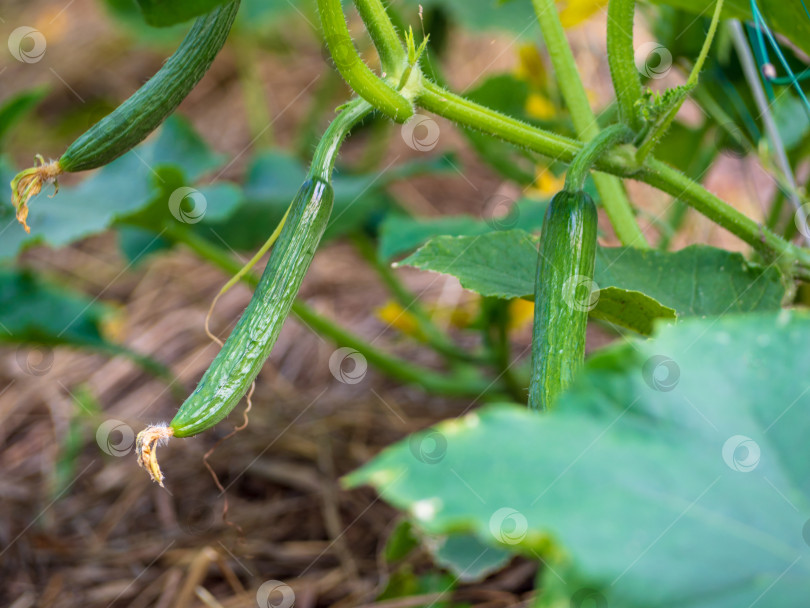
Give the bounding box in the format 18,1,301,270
166,226,493,397
353,0,407,78
531,0,648,248
635,0,725,164
317,0,413,121
565,124,633,191
416,79,810,274
607,0,643,132
308,98,373,181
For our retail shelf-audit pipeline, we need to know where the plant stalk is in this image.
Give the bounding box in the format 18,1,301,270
353,0,407,78
531,0,649,248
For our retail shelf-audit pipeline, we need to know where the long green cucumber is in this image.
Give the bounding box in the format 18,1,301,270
136,98,372,484
170,177,332,436
60,1,240,172
529,190,598,411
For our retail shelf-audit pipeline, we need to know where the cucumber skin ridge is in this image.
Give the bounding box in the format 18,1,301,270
59,1,240,173
170,179,334,437
529,190,598,411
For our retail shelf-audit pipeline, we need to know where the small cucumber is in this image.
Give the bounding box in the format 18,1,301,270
170,177,333,437
529,189,598,411
60,1,240,172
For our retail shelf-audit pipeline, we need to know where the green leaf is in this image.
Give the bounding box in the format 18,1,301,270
379,198,548,261
0,86,49,147
135,0,230,27
347,311,810,606
206,151,456,251
398,231,784,332
431,534,512,582
399,0,537,34
653,0,810,56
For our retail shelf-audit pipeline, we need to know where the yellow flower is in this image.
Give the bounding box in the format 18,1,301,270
525,93,556,120
508,298,535,332
376,301,423,339
514,44,547,89
557,0,609,28
529,166,566,198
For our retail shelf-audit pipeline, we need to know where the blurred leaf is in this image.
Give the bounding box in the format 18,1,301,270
0,86,49,148
135,0,231,27
206,151,457,251
653,0,810,55
0,268,111,348
398,232,784,332
347,311,810,606
378,198,548,261
398,0,537,34
384,519,421,563
431,534,512,582
773,93,810,151
0,116,224,261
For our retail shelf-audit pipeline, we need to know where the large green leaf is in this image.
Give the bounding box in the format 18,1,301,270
378,198,548,261
347,311,810,606
399,0,537,34
654,0,810,55
0,86,49,149
398,231,784,327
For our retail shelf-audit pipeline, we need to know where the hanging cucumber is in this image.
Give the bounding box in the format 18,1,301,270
10,1,240,232
529,125,632,411
137,98,373,485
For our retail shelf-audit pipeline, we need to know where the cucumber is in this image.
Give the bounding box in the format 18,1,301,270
170,177,333,437
60,0,240,172
529,189,598,411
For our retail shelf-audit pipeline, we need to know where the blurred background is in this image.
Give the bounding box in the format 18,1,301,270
0,0,803,606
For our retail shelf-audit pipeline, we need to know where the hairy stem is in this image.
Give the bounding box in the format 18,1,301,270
353,0,407,78
416,79,810,274
607,0,643,132
317,0,413,121
565,124,633,191
531,0,649,248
